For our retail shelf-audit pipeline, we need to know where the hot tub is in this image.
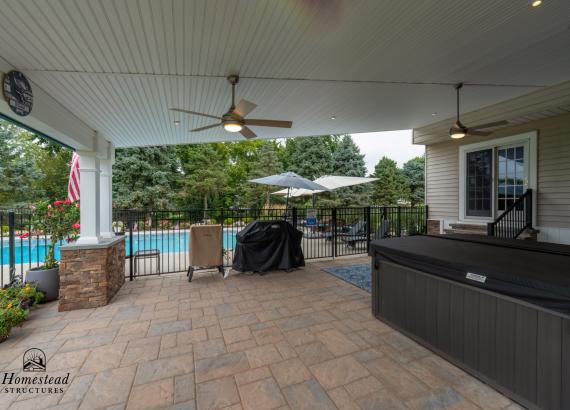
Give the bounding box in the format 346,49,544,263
370,235,570,410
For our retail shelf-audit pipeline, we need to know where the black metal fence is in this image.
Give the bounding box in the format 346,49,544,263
1,206,427,283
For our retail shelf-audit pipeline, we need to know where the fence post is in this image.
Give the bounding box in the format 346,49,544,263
8,212,15,284
292,207,298,230
365,206,371,254
220,208,225,266
128,214,134,281
396,206,402,237
332,208,337,258
487,222,495,237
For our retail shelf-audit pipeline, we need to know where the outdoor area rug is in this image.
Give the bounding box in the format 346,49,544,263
322,263,371,293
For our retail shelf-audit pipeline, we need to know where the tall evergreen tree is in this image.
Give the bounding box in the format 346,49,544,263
284,136,333,179
332,135,366,177
371,157,405,205
402,155,425,206
113,146,180,210
331,135,369,206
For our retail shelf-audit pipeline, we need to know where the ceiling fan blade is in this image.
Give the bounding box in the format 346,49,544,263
467,130,492,137
245,119,293,128
170,108,221,121
240,126,258,139
469,120,509,130
191,123,221,132
233,99,257,117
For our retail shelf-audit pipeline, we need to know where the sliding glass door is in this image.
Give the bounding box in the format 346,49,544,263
496,143,528,215
465,149,493,217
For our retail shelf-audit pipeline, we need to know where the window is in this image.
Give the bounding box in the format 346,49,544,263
458,132,536,222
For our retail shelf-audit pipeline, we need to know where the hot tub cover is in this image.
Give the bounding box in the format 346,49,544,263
232,220,305,272
370,235,570,314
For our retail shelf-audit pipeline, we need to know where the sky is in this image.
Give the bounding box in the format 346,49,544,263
351,130,425,175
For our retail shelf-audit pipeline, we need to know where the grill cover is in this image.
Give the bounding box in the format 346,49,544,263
189,224,223,267
370,234,570,314
232,220,305,272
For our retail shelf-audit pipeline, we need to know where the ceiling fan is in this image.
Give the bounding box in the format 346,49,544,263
170,75,293,139
449,83,508,139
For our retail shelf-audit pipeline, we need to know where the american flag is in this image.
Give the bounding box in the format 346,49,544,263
68,152,80,202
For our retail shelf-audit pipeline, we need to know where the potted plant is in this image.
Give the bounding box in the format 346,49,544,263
112,220,125,235
24,200,80,302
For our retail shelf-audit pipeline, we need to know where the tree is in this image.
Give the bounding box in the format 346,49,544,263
332,135,366,177
371,157,405,205
177,143,228,217
0,122,42,206
402,156,425,206
284,136,333,179
33,138,72,201
331,135,369,206
113,146,180,210
243,141,284,208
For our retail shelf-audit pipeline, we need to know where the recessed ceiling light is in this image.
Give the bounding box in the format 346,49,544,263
330,115,336,120
431,112,438,116
531,0,542,7
174,120,180,125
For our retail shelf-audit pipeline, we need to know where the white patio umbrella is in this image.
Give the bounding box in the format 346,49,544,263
249,172,329,210
272,175,378,205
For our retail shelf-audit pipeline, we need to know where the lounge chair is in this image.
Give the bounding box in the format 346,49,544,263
321,219,367,241
342,218,390,248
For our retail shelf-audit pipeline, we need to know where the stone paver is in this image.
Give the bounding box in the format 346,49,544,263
0,256,518,410
238,377,286,410
127,377,174,410
197,376,240,409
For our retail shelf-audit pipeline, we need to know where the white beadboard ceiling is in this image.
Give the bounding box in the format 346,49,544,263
0,0,569,147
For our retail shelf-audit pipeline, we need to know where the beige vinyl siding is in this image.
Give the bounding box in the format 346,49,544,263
425,112,570,227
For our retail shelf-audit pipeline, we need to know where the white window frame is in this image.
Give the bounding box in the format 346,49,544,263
458,131,537,223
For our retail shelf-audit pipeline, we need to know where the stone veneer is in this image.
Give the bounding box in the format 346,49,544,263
58,236,125,312
426,219,441,235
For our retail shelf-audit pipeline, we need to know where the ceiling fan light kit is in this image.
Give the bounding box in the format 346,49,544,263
170,75,293,139
449,82,508,139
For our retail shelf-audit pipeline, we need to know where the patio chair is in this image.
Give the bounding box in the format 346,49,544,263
342,218,390,248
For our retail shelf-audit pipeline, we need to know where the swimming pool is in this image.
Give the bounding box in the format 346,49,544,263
1,230,238,265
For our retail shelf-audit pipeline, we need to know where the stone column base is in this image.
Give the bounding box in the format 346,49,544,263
427,219,442,235
59,236,125,312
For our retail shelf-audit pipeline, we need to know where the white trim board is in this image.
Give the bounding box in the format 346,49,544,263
458,131,538,224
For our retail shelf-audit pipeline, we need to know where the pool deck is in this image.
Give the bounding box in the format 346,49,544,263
0,255,520,410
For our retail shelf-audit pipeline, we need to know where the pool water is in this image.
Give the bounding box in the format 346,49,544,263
1,231,238,265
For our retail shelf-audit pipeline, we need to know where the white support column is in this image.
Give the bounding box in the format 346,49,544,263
99,158,114,238
76,150,101,245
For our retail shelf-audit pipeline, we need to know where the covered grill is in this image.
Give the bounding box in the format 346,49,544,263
232,220,304,273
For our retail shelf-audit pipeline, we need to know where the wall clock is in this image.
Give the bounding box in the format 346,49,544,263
3,70,33,116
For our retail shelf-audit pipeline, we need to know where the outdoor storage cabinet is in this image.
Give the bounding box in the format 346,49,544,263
370,235,570,410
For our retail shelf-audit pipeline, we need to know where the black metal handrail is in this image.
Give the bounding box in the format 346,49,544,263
487,189,533,239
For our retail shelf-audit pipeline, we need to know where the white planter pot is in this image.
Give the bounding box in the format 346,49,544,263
25,267,59,302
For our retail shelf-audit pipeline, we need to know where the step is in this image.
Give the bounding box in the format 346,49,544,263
448,223,487,232
444,228,487,236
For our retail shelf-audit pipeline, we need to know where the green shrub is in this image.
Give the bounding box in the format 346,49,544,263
223,218,234,225
0,283,43,342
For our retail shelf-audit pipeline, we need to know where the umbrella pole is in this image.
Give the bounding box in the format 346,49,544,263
285,187,290,219
312,193,316,208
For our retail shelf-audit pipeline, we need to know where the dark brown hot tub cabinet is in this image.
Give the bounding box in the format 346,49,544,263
370,235,570,410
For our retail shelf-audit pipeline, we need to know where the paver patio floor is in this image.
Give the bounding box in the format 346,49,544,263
0,256,521,410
